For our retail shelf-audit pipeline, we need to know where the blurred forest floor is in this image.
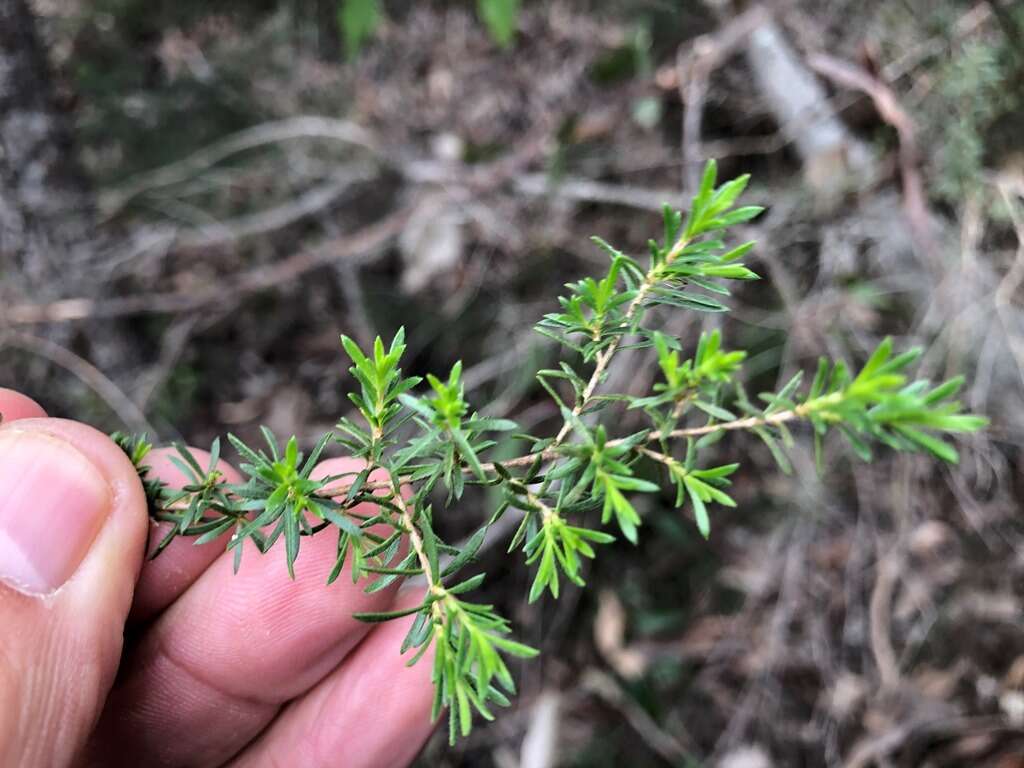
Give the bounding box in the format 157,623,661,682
3,1,1024,765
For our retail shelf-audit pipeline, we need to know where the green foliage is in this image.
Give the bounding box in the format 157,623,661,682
795,337,987,466
337,328,421,461
559,422,658,545
477,0,520,48
399,361,517,498
338,0,381,59
337,0,519,58
524,514,614,602
115,160,986,744
632,330,746,413
668,461,738,540
428,592,537,742
913,8,1023,203
227,431,345,577
110,432,168,516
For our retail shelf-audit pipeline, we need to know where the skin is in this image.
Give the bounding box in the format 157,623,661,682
0,387,436,768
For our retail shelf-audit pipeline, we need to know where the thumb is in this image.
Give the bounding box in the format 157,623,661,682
0,417,148,767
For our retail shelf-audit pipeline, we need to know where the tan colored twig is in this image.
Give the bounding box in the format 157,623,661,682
676,5,771,195
808,53,941,271
869,546,903,690
134,315,201,412
172,166,376,250
550,221,710,448
582,668,694,763
4,207,411,325
0,331,155,434
353,404,815,495
102,116,379,217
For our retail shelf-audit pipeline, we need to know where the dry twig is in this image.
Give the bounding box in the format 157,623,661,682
102,116,379,217
0,331,155,434
808,53,941,270
676,5,771,195
4,207,411,325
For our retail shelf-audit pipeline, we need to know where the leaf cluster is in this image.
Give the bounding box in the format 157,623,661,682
114,160,987,745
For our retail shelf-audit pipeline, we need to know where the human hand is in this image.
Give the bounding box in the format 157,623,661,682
0,388,435,767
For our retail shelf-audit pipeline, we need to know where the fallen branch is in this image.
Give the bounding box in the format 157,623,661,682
0,331,155,434
676,5,771,194
102,116,379,217
808,53,941,270
173,165,377,250
745,16,872,196
4,207,410,324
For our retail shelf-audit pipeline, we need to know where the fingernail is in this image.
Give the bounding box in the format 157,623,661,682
0,430,111,595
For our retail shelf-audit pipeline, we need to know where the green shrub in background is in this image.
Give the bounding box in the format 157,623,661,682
340,0,521,58
936,36,1020,201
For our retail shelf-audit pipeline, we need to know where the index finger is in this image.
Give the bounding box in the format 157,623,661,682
0,389,47,421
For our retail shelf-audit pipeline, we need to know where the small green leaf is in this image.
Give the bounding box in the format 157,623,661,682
284,511,300,579
753,427,792,474
649,292,728,313
354,604,427,623
339,0,381,59
442,526,489,577
448,573,487,594
477,0,519,47
491,635,540,658
685,479,710,538
694,400,736,421
896,425,960,463
451,428,486,480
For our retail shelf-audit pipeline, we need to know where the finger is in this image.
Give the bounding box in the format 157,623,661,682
0,388,47,421
87,458,407,767
130,446,243,623
0,418,148,767
228,589,437,768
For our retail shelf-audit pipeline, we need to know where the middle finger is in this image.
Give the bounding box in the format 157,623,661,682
87,458,404,767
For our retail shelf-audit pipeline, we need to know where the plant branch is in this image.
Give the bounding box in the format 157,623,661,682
349,401,815,495
392,486,436,581
106,159,987,745
551,232,695,445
